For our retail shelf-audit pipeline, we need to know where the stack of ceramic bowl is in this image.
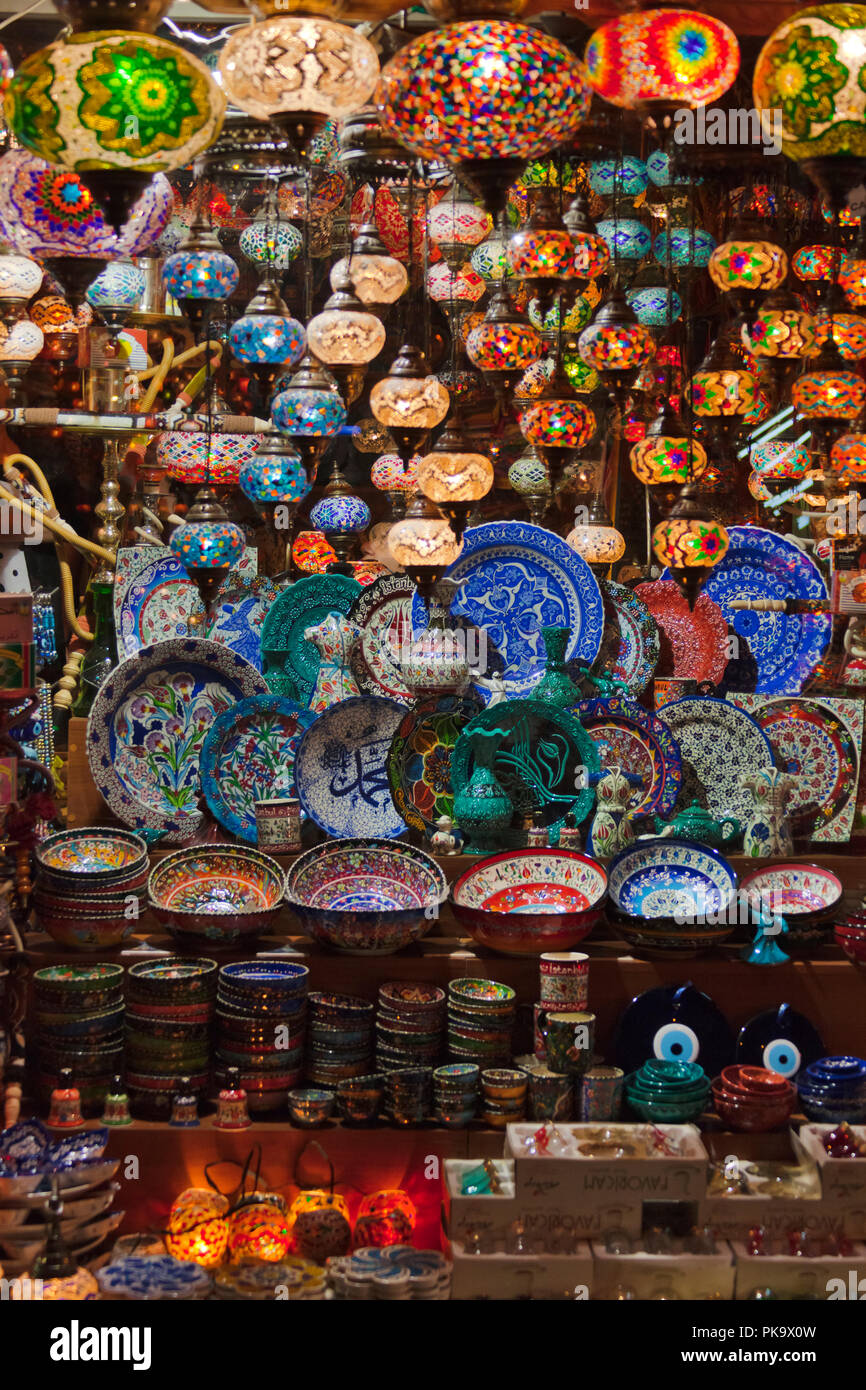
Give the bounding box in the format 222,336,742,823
447,979,516,1068
607,839,738,958
215,962,309,1111
32,964,125,1116
740,862,843,954
376,982,446,1072
433,1064,479,1127
126,958,218,1118
624,1059,710,1123
481,1068,528,1127
385,1067,432,1125
33,828,148,950
305,993,374,1088
148,845,286,950
835,913,866,962
711,1065,797,1131
798,1056,866,1123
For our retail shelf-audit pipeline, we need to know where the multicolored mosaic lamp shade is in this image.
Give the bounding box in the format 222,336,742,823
792,245,836,282
376,21,590,162
529,291,598,333
155,432,263,486
470,232,511,284
0,320,44,362
306,306,386,365
370,373,450,430
332,250,408,305
239,448,310,505
630,435,708,485
163,246,239,301
0,150,172,258
519,398,596,448
708,240,788,294
586,9,740,110
240,221,303,269
646,149,695,187
293,530,337,573
572,233,610,282
169,516,245,570
370,454,419,492
652,514,730,569
6,31,225,173
628,286,682,327
839,255,866,306
791,368,866,418
310,493,371,533
596,218,652,261
815,308,866,359
466,319,542,372
427,200,492,248
86,262,145,310
687,368,759,416
742,304,816,358
31,295,76,332
751,440,811,477
0,255,43,301
830,432,866,479
588,156,649,199
165,1189,229,1268
753,6,866,162
218,18,379,124
562,351,600,395
578,318,655,372
230,311,306,366
507,227,576,280
272,384,347,436
653,226,716,268
426,262,486,305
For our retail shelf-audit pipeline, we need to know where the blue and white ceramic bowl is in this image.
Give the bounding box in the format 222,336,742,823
607,838,738,957
97,1254,213,1301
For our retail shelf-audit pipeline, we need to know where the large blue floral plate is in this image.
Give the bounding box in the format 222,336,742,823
608,837,737,919
204,575,278,672
87,639,268,841
597,579,659,694
199,695,316,843
443,521,603,704
293,695,408,839
261,573,362,703
114,545,258,662
658,695,774,822
699,526,831,694
571,693,681,817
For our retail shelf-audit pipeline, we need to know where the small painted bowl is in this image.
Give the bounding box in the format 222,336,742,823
288,1088,335,1127
36,861,150,897
35,913,136,951
127,957,218,1003
434,1063,480,1090
148,844,286,944
33,963,124,1006
448,979,517,1012
452,849,608,956
481,1068,528,1100
218,961,309,999
607,839,737,955
835,922,866,963
35,827,148,882
308,992,375,1024
380,982,446,1015
336,1074,384,1125
740,862,843,930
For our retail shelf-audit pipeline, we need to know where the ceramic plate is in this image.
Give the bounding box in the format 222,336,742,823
204,575,279,672
612,982,736,1077
658,695,774,822
608,837,737,918
700,526,831,693
572,693,681,816
386,692,482,838
449,698,600,843
260,573,362,703
598,580,659,694
293,695,408,839
348,573,426,705
87,638,268,840
730,694,862,842
736,1004,825,1078
114,545,258,660
443,521,603,703
634,579,728,683
199,694,316,843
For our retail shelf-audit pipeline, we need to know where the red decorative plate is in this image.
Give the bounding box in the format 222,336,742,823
635,579,728,683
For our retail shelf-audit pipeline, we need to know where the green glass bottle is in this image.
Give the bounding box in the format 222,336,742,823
71,580,117,717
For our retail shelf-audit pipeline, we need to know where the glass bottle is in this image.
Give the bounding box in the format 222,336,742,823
71,581,117,717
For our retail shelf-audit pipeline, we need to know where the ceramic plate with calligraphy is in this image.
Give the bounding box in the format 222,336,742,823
449,698,600,843
657,695,774,822
634,579,728,683
87,639,268,841
348,573,426,705
260,574,362,704
293,695,408,839
700,526,831,693
443,521,603,704
572,694,682,817
199,695,316,843
597,580,659,694
386,692,482,838
114,546,258,661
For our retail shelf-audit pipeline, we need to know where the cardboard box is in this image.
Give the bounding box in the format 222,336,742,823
448,1238,593,1300
505,1123,708,1205
591,1240,736,1301
794,1125,866,1203
442,1159,641,1242
700,1144,866,1239
731,1239,866,1300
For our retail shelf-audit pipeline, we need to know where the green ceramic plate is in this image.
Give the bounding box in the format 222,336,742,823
260,573,361,703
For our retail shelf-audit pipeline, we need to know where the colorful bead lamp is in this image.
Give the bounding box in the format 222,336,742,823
85,260,145,334
416,415,494,540
426,262,487,313
741,291,816,359
165,1188,230,1269
230,279,306,374
219,18,380,155
307,280,386,367
630,406,708,493
377,21,590,213
156,431,261,486
239,220,303,270
840,246,866,306
596,217,652,264
792,364,866,420
507,187,578,308
310,464,371,571
708,237,788,313
371,451,419,519
627,286,682,328
239,434,311,505
471,227,511,285
586,9,740,114
830,432,866,480
509,445,551,523
519,388,597,484
169,486,245,608
687,333,759,420
652,483,729,607
465,285,542,396
272,353,347,439
427,199,492,269
332,222,408,306
227,1192,291,1263
562,193,610,285
163,216,239,334
369,342,450,464
751,440,811,479
815,307,866,359
0,319,44,405
589,156,649,199
6,31,225,230
567,495,626,573
653,225,716,271
578,288,656,402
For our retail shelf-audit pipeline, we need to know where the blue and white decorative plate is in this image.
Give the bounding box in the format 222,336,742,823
443,521,603,704
598,579,659,694
261,573,362,703
658,695,775,822
204,575,278,672
572,694,681,816
199,694,316,843
699,526,831,694
293,695,408,839
114,545,258,661
608,838,737,920
87,639,268,841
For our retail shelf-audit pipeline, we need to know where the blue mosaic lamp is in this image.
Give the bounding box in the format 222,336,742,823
271,353,347,436
653,225,716,270
239,434,311,505
162,215,239,334
628,285,682,327
230,278,306,369
239,219,303,270
169,486,245,608
589,156,648,199
86,259,145,332
309,463,371,573
596,216,652,262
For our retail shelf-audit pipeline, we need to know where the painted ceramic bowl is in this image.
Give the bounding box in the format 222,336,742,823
37,862,150,898
219,961,309,1001
335,1074,385,1124
148,845,286,946
34,912,137,951
288,1088,335,1127
380,982,446,1017
97,1254,213,1301
481,1068,528,1100
835,920,866,963
739,863,842,951
285,838,448,955
38,1004,125,1041
607,838,737,957
451,849,607,956
33,963,124,1011
35,827,148,882
127,957,218,1003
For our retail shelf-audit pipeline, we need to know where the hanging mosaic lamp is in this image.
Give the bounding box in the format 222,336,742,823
0,255,43,324
753,5,866,203
830,431,866,481
239,433,311,505
310,464,372,572
596,214,652,265
627,285,682,328
466,284,543,397
586,9,739,114
708,220,788,314
239,219,304,271
230,278,306,368
630,402,708,491
814,305,866,360
6,31,225,230
218,18,379,156
519,393,597,454
741,290,817,359
578,287,656,402
588,155,649,200
169,486,245,608
507,186,578,309
562,192,611,285
307,263,386,366
370,342,450,467
388,493,462,600
427,198,492,270
751,439,812,479
426,261,487,316
331,222,408,306
155,431,262,487
652,482,729,607
162,215,239,334
272,353,348,438
653,223,716,272
567,494,626,572
377,21,590,214
416,414,494,541
686,333,759,420
84,260,145,333
508,445,551,524
791,345,866,422
839,230,866,306
471,223,512,285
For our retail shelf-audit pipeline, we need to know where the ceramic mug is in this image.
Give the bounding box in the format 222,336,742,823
578,1065,624,1121
526,1068,574,1122
255,797,301,853
539,952,589,1007
542,1011,596,1076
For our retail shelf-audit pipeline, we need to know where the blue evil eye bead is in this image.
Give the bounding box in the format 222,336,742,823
627,286,682,327
163,248,239,300
169,518,245,570
653,227,716,268
762,1039,802,1078
86,261,145,309
239,221,303,269
589,155,648,199
653,1022,700,1064
230,312,306,366
239,451,310,505
596,218,652,261
272,386,346,437
309,494,371,532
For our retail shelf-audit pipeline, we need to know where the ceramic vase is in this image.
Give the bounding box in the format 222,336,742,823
304,612,362,714
739,767,797,858
452,726,512,854
587,765,635,858
533,626,583,709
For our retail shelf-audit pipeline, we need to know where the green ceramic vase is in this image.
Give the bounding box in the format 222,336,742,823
533,626,583,709
452,726,512,854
